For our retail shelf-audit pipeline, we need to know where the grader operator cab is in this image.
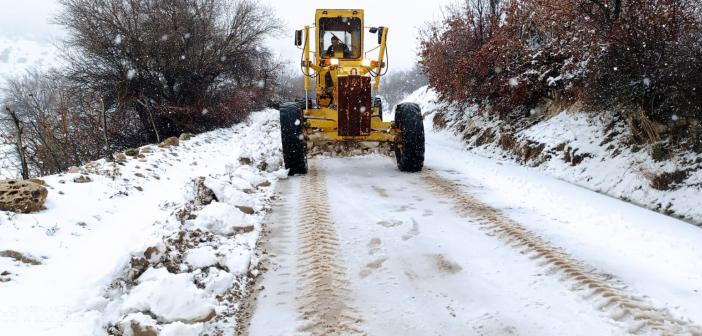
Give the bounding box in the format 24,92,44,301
280,9,425,175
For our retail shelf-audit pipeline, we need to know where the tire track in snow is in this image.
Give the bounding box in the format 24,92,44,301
295,160,365,335
238,179,296,335
422,170,702,336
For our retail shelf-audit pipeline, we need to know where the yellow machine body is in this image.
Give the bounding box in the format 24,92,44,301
298,9,393,142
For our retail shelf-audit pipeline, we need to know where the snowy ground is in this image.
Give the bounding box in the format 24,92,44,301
246,118,702,335
0,110,285,335
3,105,702,335
402,87,702,226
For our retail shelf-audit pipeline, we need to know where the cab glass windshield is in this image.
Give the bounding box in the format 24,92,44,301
319,17,362,59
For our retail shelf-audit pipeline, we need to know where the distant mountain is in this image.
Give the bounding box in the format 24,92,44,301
0,37,61,83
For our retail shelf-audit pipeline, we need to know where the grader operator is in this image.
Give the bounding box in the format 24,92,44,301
279,9,425,175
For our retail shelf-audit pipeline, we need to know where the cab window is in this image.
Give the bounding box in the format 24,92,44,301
319,17,362,59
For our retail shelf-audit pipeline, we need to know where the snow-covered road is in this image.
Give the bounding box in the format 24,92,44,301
246,126,702,335
2,110,701,335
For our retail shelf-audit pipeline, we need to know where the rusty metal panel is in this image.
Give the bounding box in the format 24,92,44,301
337,75,371,136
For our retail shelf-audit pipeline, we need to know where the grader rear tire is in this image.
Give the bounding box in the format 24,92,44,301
394,103,425,172
279,102,307,176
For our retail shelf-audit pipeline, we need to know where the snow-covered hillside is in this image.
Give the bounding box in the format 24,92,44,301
0,110,285,335
403,86,702,226
0,37,59,82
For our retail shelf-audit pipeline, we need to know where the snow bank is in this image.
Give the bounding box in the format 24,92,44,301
0,109,285,335
404,86,702,225
121,267,214,322
189,201,252,235
184,246,218,269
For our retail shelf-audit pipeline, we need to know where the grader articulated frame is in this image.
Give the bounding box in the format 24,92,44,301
280,9,424,175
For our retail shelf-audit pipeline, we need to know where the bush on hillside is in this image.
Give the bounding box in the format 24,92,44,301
420,0,702,145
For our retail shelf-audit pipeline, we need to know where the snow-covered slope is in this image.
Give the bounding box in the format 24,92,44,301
403,86,702,226
0,110,286,335
0,37,60,82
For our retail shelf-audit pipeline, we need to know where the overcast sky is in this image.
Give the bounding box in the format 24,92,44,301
262,0,452,71
0,0,452,71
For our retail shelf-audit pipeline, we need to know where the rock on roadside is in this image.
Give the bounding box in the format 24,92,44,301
159,137,180,148
0,180,48,213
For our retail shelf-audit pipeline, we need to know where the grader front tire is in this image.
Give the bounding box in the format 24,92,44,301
279,102,308,176
394,103,425,172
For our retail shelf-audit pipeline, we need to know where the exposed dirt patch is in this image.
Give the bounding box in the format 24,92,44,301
359,257,388,279
475,128,496,146
563,147,593,166
646,170,690,191
0,250,42,265
498,133,518,152
433,111,448,129
430,254,463,274
517,141,546,165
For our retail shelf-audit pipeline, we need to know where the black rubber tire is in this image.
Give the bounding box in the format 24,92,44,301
394,103,425,172
279,102,307,176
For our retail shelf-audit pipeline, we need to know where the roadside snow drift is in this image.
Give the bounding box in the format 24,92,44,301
403,86,702,225
0,110,285,335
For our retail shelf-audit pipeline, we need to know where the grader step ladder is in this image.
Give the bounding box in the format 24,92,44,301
280,9,425,175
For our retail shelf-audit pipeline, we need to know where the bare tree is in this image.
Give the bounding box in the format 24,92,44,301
56,0,282,140
380,66,428,108
2,107,29,179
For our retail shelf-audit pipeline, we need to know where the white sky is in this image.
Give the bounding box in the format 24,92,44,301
0,0,64,40
0,0,452,71
262,0,452,71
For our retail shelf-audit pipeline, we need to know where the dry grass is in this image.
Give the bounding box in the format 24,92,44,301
0,250,42,265
646,170,690,191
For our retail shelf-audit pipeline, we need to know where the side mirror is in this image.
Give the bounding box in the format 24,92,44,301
377,27,385,45
294,30,303,46
369,27,378,34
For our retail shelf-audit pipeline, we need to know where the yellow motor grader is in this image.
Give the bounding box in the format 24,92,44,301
280,9,425,175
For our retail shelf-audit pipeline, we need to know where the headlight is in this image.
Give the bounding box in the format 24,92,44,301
362,59,371,67
330,58,339,66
